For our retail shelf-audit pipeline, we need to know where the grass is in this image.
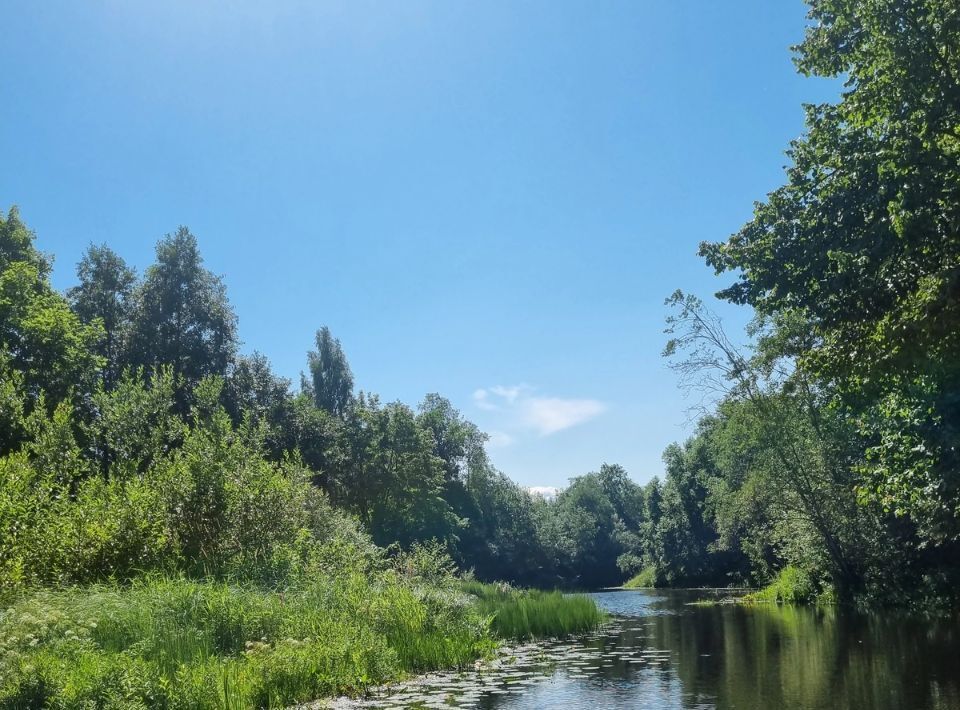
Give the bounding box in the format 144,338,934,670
742,566,818,604
0,575,493,709
0,578,603,708
622,565,658,589
462,581,605,640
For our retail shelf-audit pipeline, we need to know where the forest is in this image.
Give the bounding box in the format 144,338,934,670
1,0,959,706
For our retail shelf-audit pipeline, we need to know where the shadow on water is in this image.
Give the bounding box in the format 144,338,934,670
331,589,960,709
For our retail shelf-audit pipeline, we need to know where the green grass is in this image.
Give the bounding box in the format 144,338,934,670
462,581,605,640
0,577,603,708
742,566,818,604
0,575,493,709
622,565,658,589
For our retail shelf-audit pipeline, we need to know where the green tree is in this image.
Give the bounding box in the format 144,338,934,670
307,326,354,417
549,472,623,587
128,227,237,407
664,292,906,599
0,208,101,409
338,396,460,549
700,0,960,540
67,244,137,387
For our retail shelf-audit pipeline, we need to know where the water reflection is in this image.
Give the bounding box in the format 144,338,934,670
330,590,960,709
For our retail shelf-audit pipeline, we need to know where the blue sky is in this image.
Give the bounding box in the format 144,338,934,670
0,1,837,489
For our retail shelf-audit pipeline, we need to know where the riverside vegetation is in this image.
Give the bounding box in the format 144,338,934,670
2,0,960,706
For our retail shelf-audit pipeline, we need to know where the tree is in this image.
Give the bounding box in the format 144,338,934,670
307,326,354,417
663,292,898,599
699,0,960,540
549,471,623,588
128,227,237,407
0,207,102,407
223,352,293,455
339,396,460,549
417,393,488,484
68,244,136,387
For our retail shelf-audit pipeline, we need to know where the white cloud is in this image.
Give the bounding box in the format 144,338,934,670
490,384,526,404
528,486,559,501
472,388,496,410
523,397,607,436
472,384,606,436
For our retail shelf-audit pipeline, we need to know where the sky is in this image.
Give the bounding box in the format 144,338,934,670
0,1,838,489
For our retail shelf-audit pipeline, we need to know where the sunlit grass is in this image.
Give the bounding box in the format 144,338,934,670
622,566,658,589
0,575,491,709
0,577,603,708
463,581,605,640
742,566,819,604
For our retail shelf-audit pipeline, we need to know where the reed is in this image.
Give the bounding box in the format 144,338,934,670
464,581,605,640
0,574,489,709
0,577,603,707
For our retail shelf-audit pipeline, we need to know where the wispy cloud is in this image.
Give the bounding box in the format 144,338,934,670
473,384,606,436
472,389,496,411
523,397,607,435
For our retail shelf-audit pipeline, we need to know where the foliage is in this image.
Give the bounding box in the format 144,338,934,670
0,208,102,411
67,243,136,388
127,227,238,409
0,571,492,708
306,326,354,417
622,566,657,589
699,0,960,542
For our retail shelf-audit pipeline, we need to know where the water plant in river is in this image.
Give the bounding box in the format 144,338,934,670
742,565,820,604
622,566,658,589
463,581,605,640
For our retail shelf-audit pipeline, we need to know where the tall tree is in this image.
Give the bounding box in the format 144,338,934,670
699,0,960,540
307,326,354,417
128,227,237,406
0,207,101,408
67,244,136,387
664,292,891,599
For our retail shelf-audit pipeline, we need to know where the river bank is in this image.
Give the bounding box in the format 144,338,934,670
0,578,603,708
322,589,960,710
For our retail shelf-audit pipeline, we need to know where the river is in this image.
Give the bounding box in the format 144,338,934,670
331,589,960,709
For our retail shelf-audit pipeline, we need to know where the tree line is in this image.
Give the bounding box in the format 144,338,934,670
613,0,960,607
0,210,658,590
2,0,958,609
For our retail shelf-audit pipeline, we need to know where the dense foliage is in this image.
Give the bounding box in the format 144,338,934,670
626,0,960,607
702,0,960,541
0,210,613,706
1,5,958,703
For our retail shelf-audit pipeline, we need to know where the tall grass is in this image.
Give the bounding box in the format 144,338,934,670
463,581,605,640
743,565,819,604
622,565,658,589
0,574,491,709
0,578,603,708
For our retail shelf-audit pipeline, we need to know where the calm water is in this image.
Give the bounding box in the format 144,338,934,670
333,589,960,710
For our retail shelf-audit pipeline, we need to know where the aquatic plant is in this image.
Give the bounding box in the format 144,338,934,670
743,566,818,604
622,566,658,589
464,582,605,640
